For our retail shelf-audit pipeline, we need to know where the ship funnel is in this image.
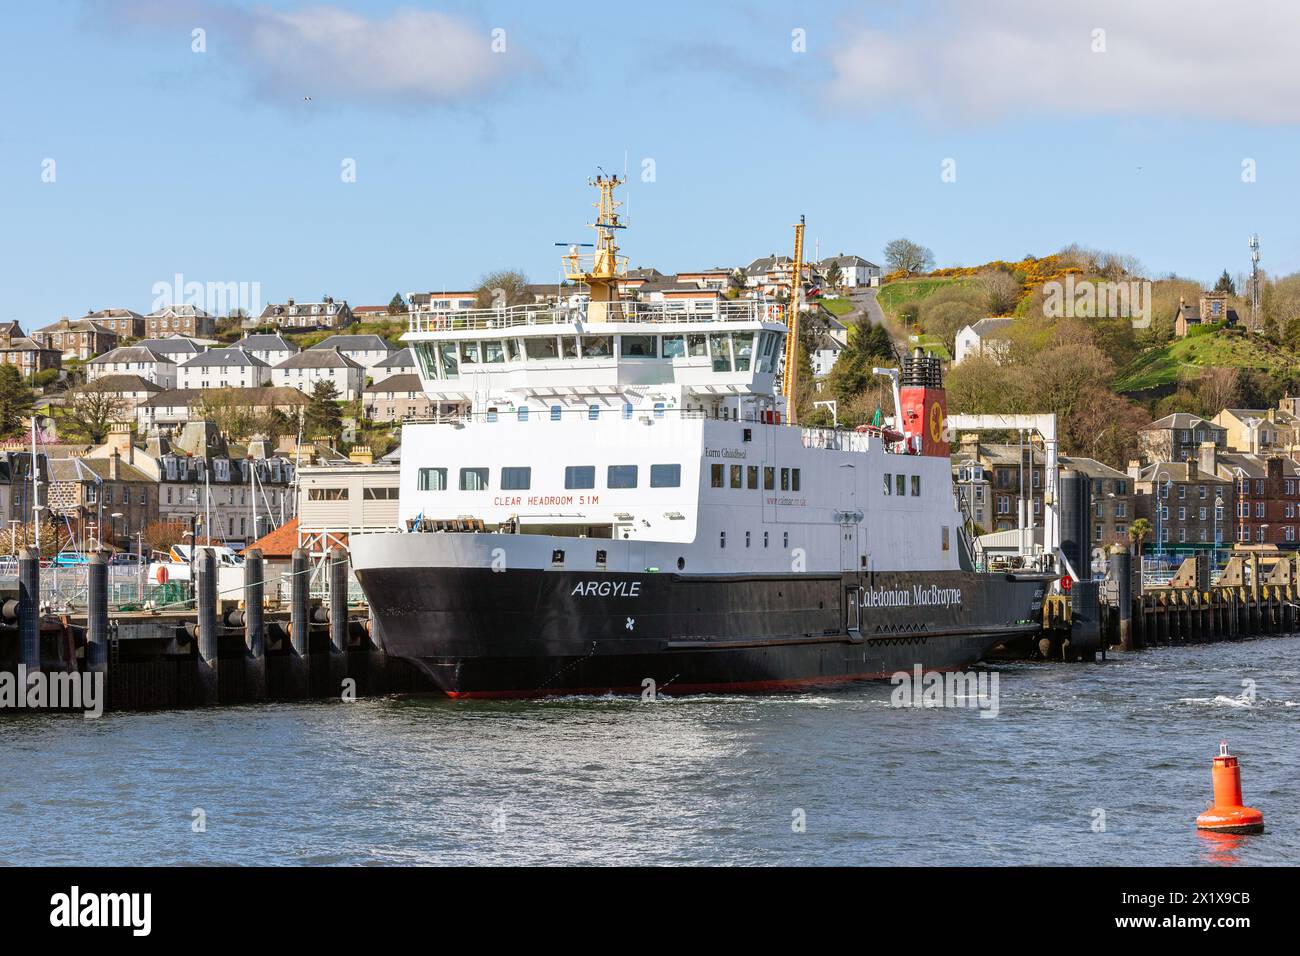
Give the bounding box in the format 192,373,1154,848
899,351,947,456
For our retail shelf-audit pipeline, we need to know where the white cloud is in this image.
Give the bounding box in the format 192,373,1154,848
828,0,1300,125
94,1,526,107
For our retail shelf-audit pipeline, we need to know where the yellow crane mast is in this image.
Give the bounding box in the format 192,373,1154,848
781,215,806,423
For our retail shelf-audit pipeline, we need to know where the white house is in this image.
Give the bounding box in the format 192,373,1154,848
273,348,365,401
233,333,298,368
88,374,165,415
86,346,177,387
309,334,394,370
371,347,418,381
953,318,1015,365
810,329,844,378
137,336,206,364
178,348,272,390
817,254,882,288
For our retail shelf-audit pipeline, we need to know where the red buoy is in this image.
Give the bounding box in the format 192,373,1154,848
1195,742,1264,834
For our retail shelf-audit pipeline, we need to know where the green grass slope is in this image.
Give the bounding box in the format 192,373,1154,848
1114,328,1293,392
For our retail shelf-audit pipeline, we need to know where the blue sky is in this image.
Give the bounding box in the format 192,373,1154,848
3,0,1299,321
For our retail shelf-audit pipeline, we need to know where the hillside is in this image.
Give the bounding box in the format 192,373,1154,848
1113,327,1293,393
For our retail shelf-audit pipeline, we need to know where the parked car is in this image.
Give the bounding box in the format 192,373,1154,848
109,552,145,570
51,552,89,567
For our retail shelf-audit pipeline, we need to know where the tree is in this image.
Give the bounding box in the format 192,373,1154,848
980,269,1021,315
1214,270,1236,295
60,381,127,443
824,262,844,290
883,238,935,276
141,519,191,556
0,364,34,436
387,293,407,315
305,380,342,437
1128,518,1152,557
475,269,532,308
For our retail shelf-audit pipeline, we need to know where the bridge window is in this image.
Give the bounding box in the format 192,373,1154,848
580,335,612,358
460,341,479,365
417,468,447,491
662,336,685,358
437,342,458,379
650,464,681,488
565,466,595,490
709,333,732,372
730,465,743,489
621,335,657,358
505,338,521,362
483,340,505,364
711,464,724,488
525,337,559,361
688,334,708,357
561,336,580,359
501,467,531,490
732,332,754,372
608,465,638,489
459,468,489,491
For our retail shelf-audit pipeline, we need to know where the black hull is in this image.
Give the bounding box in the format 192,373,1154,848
355,566,1049,698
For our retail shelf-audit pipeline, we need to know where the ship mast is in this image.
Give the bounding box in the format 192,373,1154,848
781,215,806,424
562,174,628,323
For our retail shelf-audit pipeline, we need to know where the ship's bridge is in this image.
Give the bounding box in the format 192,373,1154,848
403,297,788,416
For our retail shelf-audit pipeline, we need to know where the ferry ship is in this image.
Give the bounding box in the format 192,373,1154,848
349,176,1051,697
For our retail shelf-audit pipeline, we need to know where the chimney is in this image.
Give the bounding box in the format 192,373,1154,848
959,433,981,458
1267,456,1284,480
1199,440,1217,477
1127,459,1143,481
109,449,120,481
107,423,133,462
1186,457,1198,481
348,445,374,465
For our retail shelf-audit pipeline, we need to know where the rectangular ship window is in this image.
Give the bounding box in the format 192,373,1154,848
417,468,447,492
501,467,531,490
730,465,742,489
911,475,921,496
710,463,724,488
608,465,638,489
780,468,790,491
565,466,595,490
362,487,399,500
792,468,801,492
764,467,775,490
896,474,907,496
650,464,681,488
747,466,758,489
308,487,347,501
459,468,489,491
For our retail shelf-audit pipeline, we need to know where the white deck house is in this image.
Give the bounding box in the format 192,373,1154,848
86,346,178,388
178,348,273,390
273,348,366,400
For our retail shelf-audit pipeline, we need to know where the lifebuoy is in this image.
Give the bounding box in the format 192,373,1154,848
156,565,169,585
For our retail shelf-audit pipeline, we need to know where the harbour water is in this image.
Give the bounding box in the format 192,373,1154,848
1,636,1296,866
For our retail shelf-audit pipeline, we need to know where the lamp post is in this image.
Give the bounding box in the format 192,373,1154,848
1214,491,1224,573
1153,470,1172,562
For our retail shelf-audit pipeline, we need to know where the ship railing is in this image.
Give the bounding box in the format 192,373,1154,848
407,298,776,334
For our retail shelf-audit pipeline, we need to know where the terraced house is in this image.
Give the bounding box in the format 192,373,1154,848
31,316,119,360
178,348,272,390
